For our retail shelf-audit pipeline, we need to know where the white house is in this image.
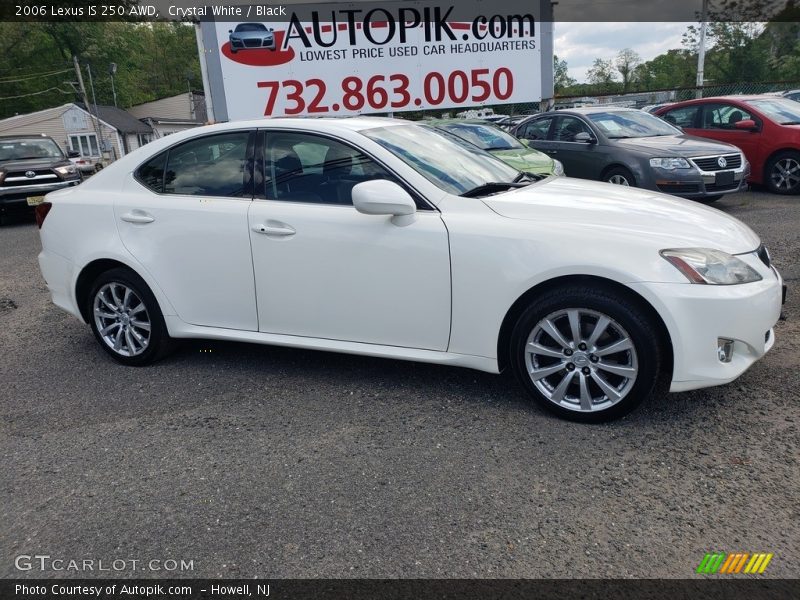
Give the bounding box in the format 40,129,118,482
127,92,207,138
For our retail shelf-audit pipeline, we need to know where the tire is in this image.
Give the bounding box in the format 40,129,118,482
603,167,636,187
87,267,173,366
765,151,800,194
509,284,665,423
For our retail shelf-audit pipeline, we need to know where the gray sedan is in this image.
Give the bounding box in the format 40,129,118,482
511,107,750,202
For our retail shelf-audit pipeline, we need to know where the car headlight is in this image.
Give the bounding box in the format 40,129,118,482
552,159,565,176
55,165,77,176
661,248,762,285
649,157,691,170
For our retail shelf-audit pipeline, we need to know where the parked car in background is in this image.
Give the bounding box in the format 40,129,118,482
228,23,276,53
36,117,783,422
641,103,674,114
511,108,749,202
780,89,800,103
0,134,81,222
657,96,800,194
428,119,564,177
68,152,101,174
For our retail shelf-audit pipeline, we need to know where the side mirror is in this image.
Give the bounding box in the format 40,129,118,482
352,180,417,226
519,138,531,147
734,119,758,131
67,150,80,158
228,30,233,34
574,132,595,143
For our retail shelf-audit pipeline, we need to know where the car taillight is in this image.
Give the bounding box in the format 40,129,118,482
35,202,52,229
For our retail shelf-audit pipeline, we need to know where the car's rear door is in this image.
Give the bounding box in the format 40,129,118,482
247,129,451,350
116,130,259,331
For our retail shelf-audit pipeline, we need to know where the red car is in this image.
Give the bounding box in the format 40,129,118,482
656,95,800,194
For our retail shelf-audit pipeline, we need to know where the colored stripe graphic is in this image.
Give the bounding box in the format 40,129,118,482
698,552,774,574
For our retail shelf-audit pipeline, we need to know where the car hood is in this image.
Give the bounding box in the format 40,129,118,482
490,147,554,172
612,134,740,157
0,157,68,172
483,176,760,254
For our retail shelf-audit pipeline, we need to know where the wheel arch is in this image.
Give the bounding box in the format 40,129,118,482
600,163,636,182
74,258,172,324
496,274,673,376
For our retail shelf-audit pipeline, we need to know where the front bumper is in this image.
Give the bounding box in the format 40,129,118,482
0,180,80,208
651,161,750,199
629,259,783,392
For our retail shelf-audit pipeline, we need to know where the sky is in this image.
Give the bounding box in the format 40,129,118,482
554,22,695,83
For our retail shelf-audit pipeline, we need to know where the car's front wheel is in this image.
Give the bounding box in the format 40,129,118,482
509,285,665,422
87,268,172,366
604,167,636,187
766,151,800,194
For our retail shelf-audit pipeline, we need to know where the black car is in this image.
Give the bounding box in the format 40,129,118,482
0,135,82,221
511,108,750,202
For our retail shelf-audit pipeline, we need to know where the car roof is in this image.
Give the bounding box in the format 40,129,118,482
198,116,411,135
426,118,499,126
0,134,57,140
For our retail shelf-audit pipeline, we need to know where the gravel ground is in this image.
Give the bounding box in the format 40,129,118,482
0,190,797,579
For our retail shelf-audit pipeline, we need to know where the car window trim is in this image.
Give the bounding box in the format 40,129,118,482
254,127,438,212
133,129,256,199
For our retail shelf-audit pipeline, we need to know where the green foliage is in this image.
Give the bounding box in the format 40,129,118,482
0,22,201,119
553,54,576,93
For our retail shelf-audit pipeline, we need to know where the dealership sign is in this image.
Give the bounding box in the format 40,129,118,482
199,1,552,121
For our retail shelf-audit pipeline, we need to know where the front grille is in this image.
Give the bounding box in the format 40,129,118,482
2,169,58,187
757,244,771,268
692,154,742,172
657,183,700,194
243,39,261,47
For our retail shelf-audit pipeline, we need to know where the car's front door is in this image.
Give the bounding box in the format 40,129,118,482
116,130,259,331
695,102,763,167
547,115,605,179
247,130,451,350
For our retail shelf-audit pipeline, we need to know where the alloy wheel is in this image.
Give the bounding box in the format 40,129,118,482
525,309,638,413
608,174,630,186
770,157,800,192
93,283,151,357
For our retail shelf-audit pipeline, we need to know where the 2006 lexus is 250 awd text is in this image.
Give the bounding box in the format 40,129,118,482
35,117,784,422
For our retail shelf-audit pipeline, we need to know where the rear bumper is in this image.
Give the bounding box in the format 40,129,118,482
629,263,783,392
38,249,82,321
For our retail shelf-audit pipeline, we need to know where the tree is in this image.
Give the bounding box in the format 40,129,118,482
0,22,201,119
586,58,618,92
615,48,642,92
553,54,576,94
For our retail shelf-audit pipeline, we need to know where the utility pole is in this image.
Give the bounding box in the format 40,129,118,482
73,55,106,164
109,63,118,107
696,0,708,99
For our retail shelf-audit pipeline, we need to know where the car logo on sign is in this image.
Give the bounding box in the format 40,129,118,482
718,157,727,168
25,170,36,178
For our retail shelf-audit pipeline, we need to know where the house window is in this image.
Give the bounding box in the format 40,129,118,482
69,134,100,157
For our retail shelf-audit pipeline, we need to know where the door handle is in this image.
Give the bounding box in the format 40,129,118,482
121,211,155,224
252,223,296,237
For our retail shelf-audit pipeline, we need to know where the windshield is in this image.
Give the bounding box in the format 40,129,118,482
363,124,519,195
748,98,800,124
435,122,525,151
0,138,64,161
588,110,681,138
235,23,266,32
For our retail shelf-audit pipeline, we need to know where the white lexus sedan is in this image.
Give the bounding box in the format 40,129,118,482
36,117,784,422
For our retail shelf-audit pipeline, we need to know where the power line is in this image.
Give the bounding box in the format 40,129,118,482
0,86,73,101
0,68,72,84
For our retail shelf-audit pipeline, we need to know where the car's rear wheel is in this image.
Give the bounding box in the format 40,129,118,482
87,268,172,366
604,167,636,187
509,285,665,422
766,151,800,194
